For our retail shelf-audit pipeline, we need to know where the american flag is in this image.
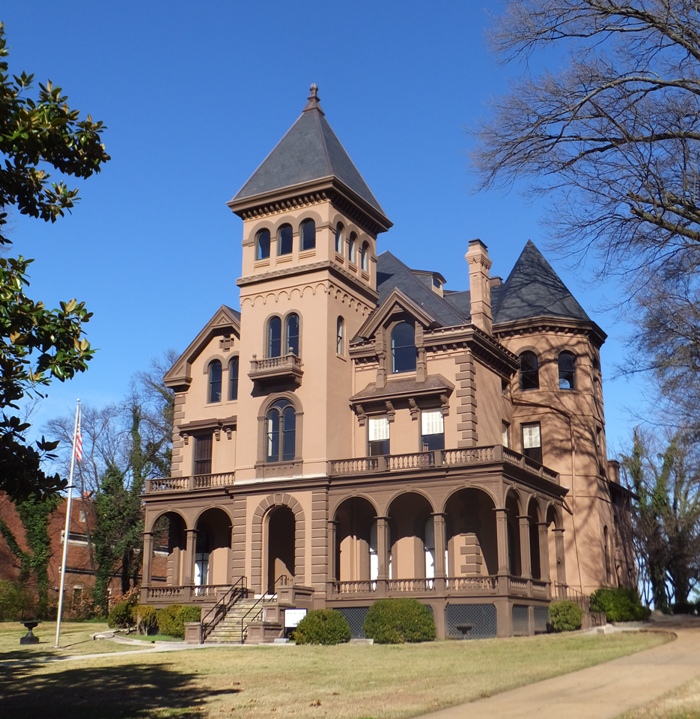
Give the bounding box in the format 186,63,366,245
74,411,83,463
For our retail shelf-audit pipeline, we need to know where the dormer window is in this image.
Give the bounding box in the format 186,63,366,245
558,351,576,390
334,223,344,254
391,322,416,373
208,360,222,403
348,232,357,264
519,351,539,390
300,219,316,251
256,229,271,260
278,224,293,255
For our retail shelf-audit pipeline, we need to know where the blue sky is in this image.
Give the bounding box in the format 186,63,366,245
3,1,646,455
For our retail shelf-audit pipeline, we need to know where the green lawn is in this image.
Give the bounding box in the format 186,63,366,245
0,626,669,719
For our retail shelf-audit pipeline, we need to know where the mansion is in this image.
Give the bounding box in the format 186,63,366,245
140,86,635,641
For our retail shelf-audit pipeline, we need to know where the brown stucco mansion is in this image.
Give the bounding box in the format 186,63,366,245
140,85,635,641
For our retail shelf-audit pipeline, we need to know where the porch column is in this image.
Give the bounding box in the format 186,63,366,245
376,516,389,596
141,532,153,586
182,528,197,588
554,527,566,586
518,515,532,580
495,508,509,595
327,519,338,585
432,513,446,592
538,521,550,589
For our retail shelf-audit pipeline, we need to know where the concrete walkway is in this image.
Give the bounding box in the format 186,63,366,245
420,617,700,719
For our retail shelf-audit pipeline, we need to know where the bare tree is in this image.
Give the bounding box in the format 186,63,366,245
474,1,700,279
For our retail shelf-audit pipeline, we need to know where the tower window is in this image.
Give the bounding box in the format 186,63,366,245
300,219,316,251
266,400,296,462
348,232,357,264
522,423,542,464
256,229,271,260
391,322,416,373
558,351,576,390
286,313,300,355
336,316,345,356
229,356,239,401
368,417,390,456
334,223,344,254
208,360,222,403
278,224,293,255
360,241,370,272
519,351,539,390
421,410,444,451
268,317,282,358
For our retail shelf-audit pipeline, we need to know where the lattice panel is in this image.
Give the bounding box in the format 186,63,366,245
445,603,497,639
337,607,369,638
534,606,549,634
512,604,529,636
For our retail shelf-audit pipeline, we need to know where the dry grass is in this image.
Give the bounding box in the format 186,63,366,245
0,629,668,719
620,676,700,719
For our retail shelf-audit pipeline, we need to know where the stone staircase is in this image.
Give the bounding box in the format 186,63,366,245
205,597,265,644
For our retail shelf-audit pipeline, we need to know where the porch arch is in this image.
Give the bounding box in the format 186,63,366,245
334,496,378,583
194,508,232,587
146,510,188,587
387,492,435,580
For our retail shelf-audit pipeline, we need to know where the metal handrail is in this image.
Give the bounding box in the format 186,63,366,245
201,576,247,641
238,574,289,644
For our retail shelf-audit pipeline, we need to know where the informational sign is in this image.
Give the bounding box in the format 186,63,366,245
284,608,307,628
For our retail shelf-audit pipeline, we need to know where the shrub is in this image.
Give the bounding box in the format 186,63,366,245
156,605,201,638
549,600,583,632
363,598,436,644
590,587,650,622
107,600,135,629
0,580,34,621
134,604,158,635
293,609,351,645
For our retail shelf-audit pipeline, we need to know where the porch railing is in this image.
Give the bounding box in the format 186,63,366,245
145,472,236,494
143,583,234,603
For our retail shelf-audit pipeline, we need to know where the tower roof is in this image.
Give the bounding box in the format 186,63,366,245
493,240,593,324
231,85,387,219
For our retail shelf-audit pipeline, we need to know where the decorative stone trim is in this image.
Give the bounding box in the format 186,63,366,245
455,350,478,447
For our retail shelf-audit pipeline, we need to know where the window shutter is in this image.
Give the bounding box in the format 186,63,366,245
522,424,541,449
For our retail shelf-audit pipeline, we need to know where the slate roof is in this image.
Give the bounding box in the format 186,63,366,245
492,241,592,324
232,85,385,216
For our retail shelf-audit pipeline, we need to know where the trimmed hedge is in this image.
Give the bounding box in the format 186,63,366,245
549,600,583,632
589,587,650,622
363,598,436,644
293,609,351,645
156,604,201,638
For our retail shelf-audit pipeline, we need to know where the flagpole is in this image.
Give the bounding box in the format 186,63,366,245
55,400,81,648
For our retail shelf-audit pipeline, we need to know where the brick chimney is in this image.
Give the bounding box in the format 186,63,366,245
466,239,493,334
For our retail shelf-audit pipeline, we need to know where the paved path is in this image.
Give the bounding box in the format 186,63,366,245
420,618,700,719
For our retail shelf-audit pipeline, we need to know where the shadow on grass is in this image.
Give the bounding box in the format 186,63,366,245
0,661,241,718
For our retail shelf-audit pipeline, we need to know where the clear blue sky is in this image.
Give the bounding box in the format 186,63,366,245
3,1,645,456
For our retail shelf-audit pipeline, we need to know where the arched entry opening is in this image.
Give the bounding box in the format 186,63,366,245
445,488,497,577
194,508,232,588
506,491,521,576
334,497,377,583
150,512,187,586
387,493,434,579
528,498,542,580
266,505,295,593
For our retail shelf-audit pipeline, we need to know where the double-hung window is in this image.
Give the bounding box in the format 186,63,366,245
368,417,390,456
522,423,542,464
421,410,444,451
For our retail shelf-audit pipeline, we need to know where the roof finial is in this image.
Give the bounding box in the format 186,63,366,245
303,83,324,114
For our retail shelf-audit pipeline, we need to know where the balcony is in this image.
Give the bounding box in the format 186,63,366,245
145,471,235,494
248,353,303,386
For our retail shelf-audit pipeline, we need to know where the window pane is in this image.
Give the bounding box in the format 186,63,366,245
256,229,270,260
229,356,239,401
282,406,296,460
360,242,369,271
209,361,222,403
369,417,390,441
301,219,316,251
334,223,344,254
522,424,541,448
268,317,282,357
519,352,539,390
266,411,280,462
421,410,443,435
278,224,293,255
286,313,299,355
348,233,357,263
336,317,344,355
391,322,416,373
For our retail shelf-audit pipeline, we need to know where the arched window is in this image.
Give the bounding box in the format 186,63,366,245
278,224,293,255
559,351,576,390
266,399,296,462
300,219,316,251
228,356,239,401
334,223,344,254
519,351,539,390
286,313,300,355
268,316,282,357
348,232,357,264
391,322,416,373
360,241,370,271
208,360,222,403
256,229,270,260
336,316,345,356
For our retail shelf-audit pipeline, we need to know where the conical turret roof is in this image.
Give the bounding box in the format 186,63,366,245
231,85,387,219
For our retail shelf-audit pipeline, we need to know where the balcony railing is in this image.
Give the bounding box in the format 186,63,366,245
248,353,303,385
145,472,235,494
